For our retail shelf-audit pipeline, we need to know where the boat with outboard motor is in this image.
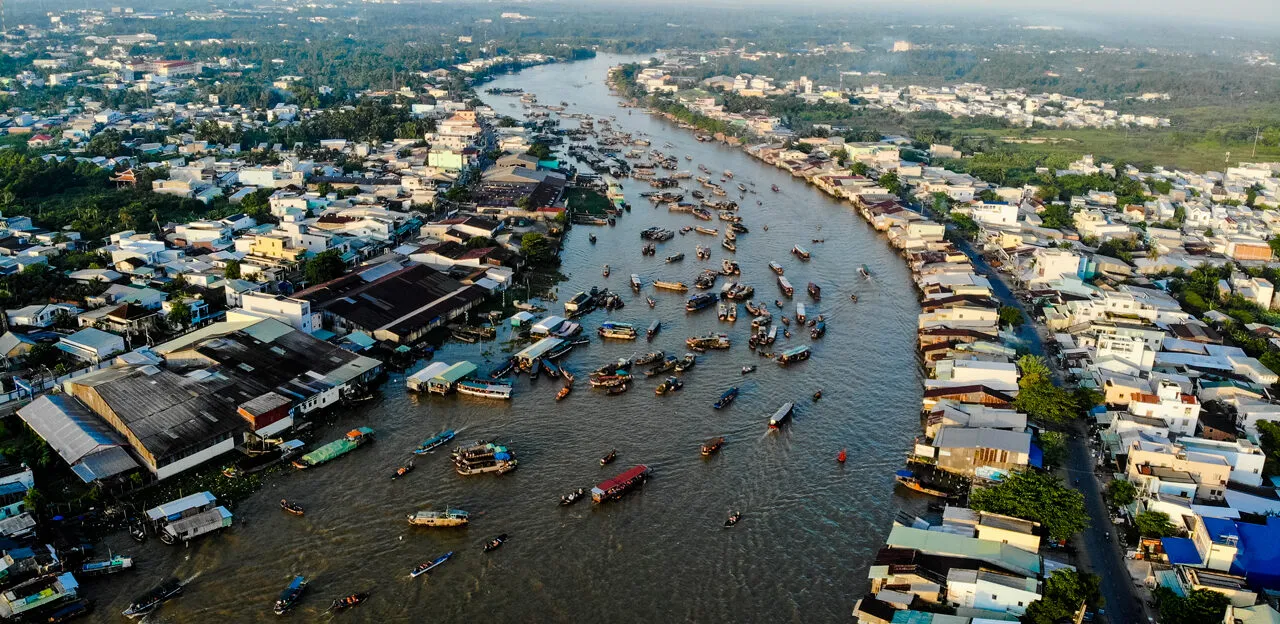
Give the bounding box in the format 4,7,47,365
391,459,415,480
407,508,470,527
274,575,307,615
410,552,453,578
599,449,618,466
768,402,795,428
655,376,683,395
123,578,183,618
453,442,517,475
560,488,586,505
327,593,369,613
414,429,456,455
713,387,739,409
484,535,508,553
701,437,725,456
280,499,304,516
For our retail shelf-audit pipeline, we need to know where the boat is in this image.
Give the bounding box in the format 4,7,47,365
597,322,638,340
721,259,741,275
391,459,415,480
653,280,688,292
768,261,784,275
123,578,183,618
837,449,847,463
453,442,518,475
655,376,683,395
777,276,794,298
46,599,92,623
666,252,685,263
80,554,134,577
541,358,562,379
293,427,374,469
686,333,730,350
592,465,650,503
771,184,780,192
274,576,307,615
721,239,736,252
768,402,795,428
602,264,610,277
792,245,810,261
724,511,742,528
560,488,586,505
630,274,642,292
741,365,756,374
849,294,858,303
808,282,821,300
674,352,697,372
599,449,618,466
712,387,739,409
280,499,305,515
411,552,454,578
635,351,665,366
696,245,711,260
717,302,728,320
894,470,957,498
680,226,692,234
414,429,456,455
589,373,632,387
695,226,718,236
686,292,718,312
724,170,734,179
810,320,826,339
529,358,542,380
647,319,661,340
647,296,657,308
556,383,573,401
407,509,470,527
777,345,811,365
645,355,678,376
813,389,823,401
457,379,514,399
730,222,749,234
589,233,597,244
726,304,737,322
859,264,871,279
796,303,806,324
328,593,369,612
483,534,508,552
489,357,517,379
606,382,630,395
701,437,726,456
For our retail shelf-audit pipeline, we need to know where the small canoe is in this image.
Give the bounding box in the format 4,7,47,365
280,499,304,516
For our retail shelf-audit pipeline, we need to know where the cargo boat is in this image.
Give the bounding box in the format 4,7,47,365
686,292,718,312
792,245,811,260
414,429,456,454
80,554,133,577
647,319,661,340
653,280,688,292
456,379,513,400
645,355,678,376
777,345,811,365
294,428,374,469
453,442,518,475
686,333,731,350
123,578,183,618
597,322,638,340
592,465,650,503
768,261,784,275
810,320,826,339
777,276,794,298
635,351,665,366
274,576,307,615
407,509,470,527
768,402,795,428
564,291,592,314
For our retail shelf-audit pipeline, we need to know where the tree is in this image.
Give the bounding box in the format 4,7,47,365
998,305,1026,327
977,188,999,202
167,299,192,328
1038,431,1067,469
850,161,869,176
1017,354,1052,383
304,249,347,284
1135,510,1180,538
465,236,492,249
878,171,903,194
1022,569,1101,624
526,143,553,160
224,260,242,280
1153,587,1229,624
968,470,1088,541
1105,479,1136,506
1259,420,1280,478
520,232,555,267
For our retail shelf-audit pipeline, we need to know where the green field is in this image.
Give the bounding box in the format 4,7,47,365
960,126,1280,172
564,187,613,215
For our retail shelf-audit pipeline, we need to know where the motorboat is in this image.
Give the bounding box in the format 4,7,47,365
600,449,618,466
724,511,742,528
741,365,756,375
410,552,453,578
560,488,586,506
328,593,369,612
484,534,509,552
123,579,183,618
391,459,415,480
280,499,304,516
712,387,739,409
701,437,725,456
274,576,307,615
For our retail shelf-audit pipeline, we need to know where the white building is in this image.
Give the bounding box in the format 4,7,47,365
1128,379,1201,437
945,569,1040,616
235,291,315,334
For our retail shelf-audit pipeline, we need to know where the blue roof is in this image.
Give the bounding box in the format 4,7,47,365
1234,517,1280,590
1028,442,1044,469
1161,537,1202,566
1202,516,1240,545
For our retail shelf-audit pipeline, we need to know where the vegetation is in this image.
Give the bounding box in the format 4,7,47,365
1256,420,1280,478
1135,510,1181,538
1153,587,1230,624
1013,355,1098,425
519,233,557,268
1021,569,1101,624
968,470,1088,541
998,305,1026,327
1105,479,1137,507
303,249,347,285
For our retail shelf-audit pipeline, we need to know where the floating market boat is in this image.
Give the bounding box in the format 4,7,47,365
606,382,630,395
592,465,650,503
808,282,821,300
810,321,826,339
894,470,956,498
453,442,517,475
777,345,811,365
686,292,718,312
597,322,638,340
407,509,470,527
274,576,307,615
602,264,610,278
280,499,305,515
674,352,698,372
647,319,661,340
859,264,871,279
777,276,794,298
792,245,810,260
560,488,586,505
457,379,513,400
686,333,730,350
293,427,374,469
328,593,369,612
742,365,757,374
721,259,741,275
796,303,807,324
599,449,618,466
768,402,795,428
694,226,718,236
701,437,725,456
655,376,683,395
647,296,657,308
653,280,688,292
123,578,183,618
724,511,742,528
713,387,740,409
645,355,678,376
80,554,133,577
630,274,642,292
410,552,454,578
635,351,665,366
665,252,685,263
768,261,784,275
414,429,456,455
391,460,415,480
484,535,508,553
721,238,736,252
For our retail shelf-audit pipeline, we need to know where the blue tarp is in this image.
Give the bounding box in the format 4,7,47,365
1028,442,1044,469
1234,516,1280,590
1161,537,1203,566
895,469,914,478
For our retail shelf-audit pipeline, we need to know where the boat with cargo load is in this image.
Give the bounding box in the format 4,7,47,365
768,402,794,428
453,442,517,475
630,274,642,291
597,322,638,340
457,379,513,400
655,376,683,395
647,319,661,340
635,351,665,366
592,465,650,503
407,508,470,527
294,428,374,469
674,352,698,372
411,552,454,578
686,333,730,350
796,303,806,323
274,575,307,615
653,280,688,292
645,355,678,376
776,345,811,365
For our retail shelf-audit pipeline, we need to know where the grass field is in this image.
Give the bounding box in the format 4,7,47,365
960,126,1280,172
564,187,613,215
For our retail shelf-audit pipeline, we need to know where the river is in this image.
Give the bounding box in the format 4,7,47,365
88,54,924,623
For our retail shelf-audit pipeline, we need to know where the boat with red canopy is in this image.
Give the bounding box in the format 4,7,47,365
592,465,650,503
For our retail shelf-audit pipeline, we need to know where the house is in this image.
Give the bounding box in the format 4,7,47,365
945,568,1040,616
1127,439,1230,502
234,291,314,334
4,304,78,329
1128,380,1201,437
56,328,125,364
924,426,1033,478
76,303,159,335
0,332,39,361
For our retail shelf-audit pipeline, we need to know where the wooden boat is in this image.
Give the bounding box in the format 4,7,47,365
645,355,678,376
808,282,821,300
741,365,756,375
600,449,618,466
592,465,650,503
606,382,630,395
653,280,688,292
810,320,826,339
695,226,718,236
414,429,456,454
721,238,736,252
556,384,572,401
771,184,780,192
859,264,871,279
631,274,642,292
768,261,784,275
726,304,737,322
666,253,685,263
589,233,597,244
647,319,661,340
328,593,369,612
453,442,517,476
713,387,739,409
795,303,806,324
647,296,657,308
777,276,794,298
768,402,795,428
674,353,697,372
407,509,470,527
602,264,610,278
813,389,823,401
792,245,810,261
560,488,586,505
457,379,514,399
598,322,638,340
849,294,858,303
280,499,304,516
411,552,453,578
724,511,742,528
837,449,847,463
484,534,508,552
655,376,683,395
894,470,956,498
635,351,665,366
123,579,184,618
391,459,415,480
701,437,725,456
274,576,307,615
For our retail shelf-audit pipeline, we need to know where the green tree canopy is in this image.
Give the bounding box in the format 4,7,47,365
1105,479,1136,506
304,249,347,285
520,232,555,267
1022,569,1101,624
167,299,192,328
1136,510,1181,538
968,470,1088,541
1153,587,1229,624
998,305,1026,327
224,260,242,280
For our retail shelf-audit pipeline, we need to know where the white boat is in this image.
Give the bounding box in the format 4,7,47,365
456,379,513,400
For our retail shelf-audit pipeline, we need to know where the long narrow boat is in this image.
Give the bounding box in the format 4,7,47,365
274,575,307,615
630,274,642,292
686,292,718,312
701,437,725,456
414,429,456,455
410,552,454,578
777,276,794,298
792,245,811,260
407,509,470,527
597,322,638,340
592,465,650,503
768,402,795,428
768,261,784,275
457,379,513,400
859,264,872,279
647,319,661,340
653,280,688,292
712,387,739,409
123,579,183,618
777,345,811,365
293,428,374,469
894,470,958,498
80,554,133,577
635,351,665,366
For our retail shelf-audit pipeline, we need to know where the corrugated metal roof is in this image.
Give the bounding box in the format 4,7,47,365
69,446,138,483
16,396,130,466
